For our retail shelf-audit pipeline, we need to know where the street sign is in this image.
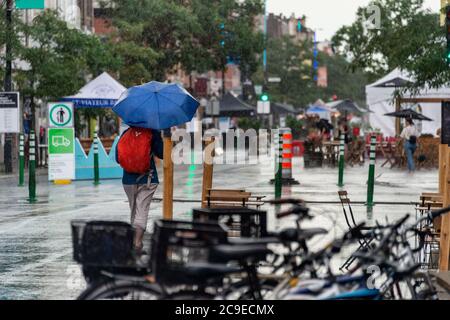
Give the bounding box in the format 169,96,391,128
268,77,281,83
0,92,20,133
254,85,263,95
206,100,220,116
48,128,75,180
257,101,271,114
15,0,44,9
48,102,74,128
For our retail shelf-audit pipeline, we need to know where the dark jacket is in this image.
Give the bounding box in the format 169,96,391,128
116,129,164,185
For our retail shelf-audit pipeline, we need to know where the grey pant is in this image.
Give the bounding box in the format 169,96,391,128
123,183,158,230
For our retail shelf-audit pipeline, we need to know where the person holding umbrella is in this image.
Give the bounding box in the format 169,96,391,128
385,108,433,172
116,127,163,252
113,81,200,252
400,118,419,172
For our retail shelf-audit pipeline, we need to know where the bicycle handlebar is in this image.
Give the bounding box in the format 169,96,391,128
429,205,450,220
276,205,310,219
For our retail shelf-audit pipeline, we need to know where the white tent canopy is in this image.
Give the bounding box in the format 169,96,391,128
63,72,127,108
366,68,448,137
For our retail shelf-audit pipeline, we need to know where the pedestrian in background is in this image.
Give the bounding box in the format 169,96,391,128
400,118,419,172
116,127,164,253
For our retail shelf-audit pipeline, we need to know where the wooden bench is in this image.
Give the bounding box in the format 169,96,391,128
203,189,265,209
415,193,443,269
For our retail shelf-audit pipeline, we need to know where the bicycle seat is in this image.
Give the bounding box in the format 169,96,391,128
182,263,241,280
278,228,328,242
210,244,272,263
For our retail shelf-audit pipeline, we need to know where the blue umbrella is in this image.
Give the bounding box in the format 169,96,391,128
112,81,200,130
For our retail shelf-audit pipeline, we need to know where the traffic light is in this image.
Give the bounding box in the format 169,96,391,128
297,19,302,32
260,93,269,102
446,6,450,63
219,23,226,47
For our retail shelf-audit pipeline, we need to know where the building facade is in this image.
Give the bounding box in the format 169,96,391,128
18,0,94,32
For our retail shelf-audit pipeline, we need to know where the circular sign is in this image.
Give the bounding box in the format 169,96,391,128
50,104,72,127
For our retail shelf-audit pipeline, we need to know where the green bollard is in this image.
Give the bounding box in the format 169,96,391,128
18,133,24,187
366,134,377,216
93,132,100,185
275,130,283,199
28,131,36,203
338,134,345,187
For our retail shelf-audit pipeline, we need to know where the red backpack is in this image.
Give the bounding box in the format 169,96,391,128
117,128,153,174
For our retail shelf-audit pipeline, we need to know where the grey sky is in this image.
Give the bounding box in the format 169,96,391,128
267,0,440,41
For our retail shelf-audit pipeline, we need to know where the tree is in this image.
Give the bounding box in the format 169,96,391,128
252,35,368,108
0,4,24,89
108,0,207,82
252,36,318,107
107,0,264,85
8,10,119,130
206,0,264,83
318,53,368,107
332,0,447,91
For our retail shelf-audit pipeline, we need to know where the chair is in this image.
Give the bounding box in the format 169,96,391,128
415,137,439,170
416,193,442,269
338,191,375,271
347,139,365,167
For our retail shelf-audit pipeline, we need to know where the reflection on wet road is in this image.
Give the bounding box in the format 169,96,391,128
0,157,438,299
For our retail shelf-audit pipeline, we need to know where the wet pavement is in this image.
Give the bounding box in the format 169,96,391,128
0,156,439,299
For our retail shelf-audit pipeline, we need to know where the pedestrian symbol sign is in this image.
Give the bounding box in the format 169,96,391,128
49,128,74,154
48,102,74,128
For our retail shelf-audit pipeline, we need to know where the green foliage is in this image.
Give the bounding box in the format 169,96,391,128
252,36,317,107
318,53,368,107
107,0,264,83
0,5,25,88
238,117,262,131
16,11,119,100
0,9,120,126
332,0,447,90
252,35,368,108
285,115,304,139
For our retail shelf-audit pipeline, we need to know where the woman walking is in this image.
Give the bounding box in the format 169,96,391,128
400,118,419,172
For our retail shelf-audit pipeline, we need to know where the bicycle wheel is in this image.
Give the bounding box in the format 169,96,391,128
223,279,279,300
164,290,216,300
78,280,162,300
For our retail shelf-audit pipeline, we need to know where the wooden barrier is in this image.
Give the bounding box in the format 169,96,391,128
440,145,450,271
163,130,174,220
440,144,447,194
201,137,215,208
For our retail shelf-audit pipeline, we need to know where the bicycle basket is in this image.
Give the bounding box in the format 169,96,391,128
150,219,228,284
71,220,136,268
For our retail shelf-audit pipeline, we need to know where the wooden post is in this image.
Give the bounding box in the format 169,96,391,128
395,98,401,137
163,129,174,220
440,144,447,194
201,137,215,208
439,146,450,271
